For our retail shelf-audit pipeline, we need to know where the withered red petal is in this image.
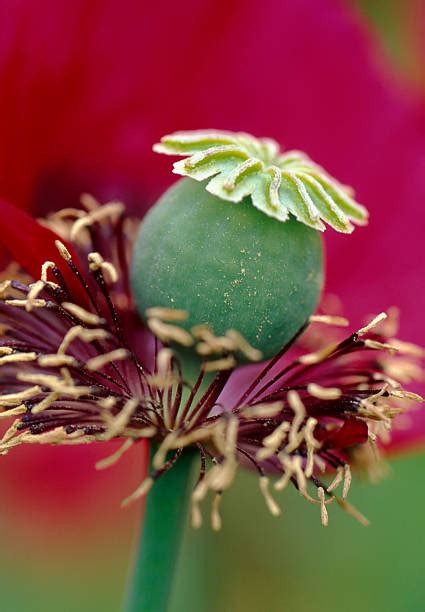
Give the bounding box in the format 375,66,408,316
322,418,369,450
0,197,87,303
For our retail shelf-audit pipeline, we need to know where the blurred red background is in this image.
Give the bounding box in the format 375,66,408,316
0,1,424,610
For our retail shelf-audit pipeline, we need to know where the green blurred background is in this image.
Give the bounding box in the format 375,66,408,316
1,3,424,611
1,451,424,611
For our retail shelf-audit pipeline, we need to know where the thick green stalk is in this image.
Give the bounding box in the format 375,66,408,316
124,445,196,612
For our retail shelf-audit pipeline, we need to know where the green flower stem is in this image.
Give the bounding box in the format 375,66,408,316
125,444,197,612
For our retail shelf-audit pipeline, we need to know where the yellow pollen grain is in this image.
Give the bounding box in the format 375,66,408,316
103,398,139,440
305,448,315,479
21,426,69,445
156,348,173,374
99,397,117,410
0,419,19,441
275,455,297,492
336,498,370,526
32,392,60,414
304,417,320,447
38,354,77,367
86,348,129,371
307,383,342,400
285,391,306,452
211,493,223,531
17,372,90,399
318,487,328,526
364,339,398,353
152,432,179,470
71,203,125,240
96,439,134,470
327,466,344,493
0,405,27,419
309,314,349,327
313,454,327,473
390,389,424,402
200,336,235,355
51,207,86,220
80,193,100,211
147,348,177,392
146,307,188,322
257,422,290,461
119,426,156,440
168,427,213,449
298,343,337,365
191,324,213,339
366,385,389,404
192,478,209,504
0,386,41,408
205,417,239,491
88,252,118,283
147,318,194,347
6,298,46,308
357,312,387,336
241,402,283,419
207,458,238,492
192,326,236,354
211,421,227,456
58,325,109,354
304,418,320,478
195,341,213,356
260,476,281,517
372,372,401,388
55,240,71,261
41,261,59,285
121,477,154,507
343,465,352,499
138,427,158,439
26,280,45,311
62,432,102,445
224,417,238,454
191,499,203,529
61,367,74,386
146,372,178,390
62,302,103,325
225,329,263,361
293,455,307,494
0,352,37,366
0,429,27,452
203,356,236,372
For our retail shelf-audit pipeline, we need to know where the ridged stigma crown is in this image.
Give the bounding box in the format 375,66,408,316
154,130,368,233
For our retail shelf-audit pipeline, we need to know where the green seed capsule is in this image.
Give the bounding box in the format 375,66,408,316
131,178,324,361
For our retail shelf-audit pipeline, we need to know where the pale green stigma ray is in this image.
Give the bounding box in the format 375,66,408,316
223,158,262,192
183,145,248,169
280,172,325,230
154,130,369,232
153,131,237,154
311,173,368,223
300,173,353,233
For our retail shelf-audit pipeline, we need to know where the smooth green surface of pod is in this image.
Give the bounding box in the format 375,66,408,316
131,178,324,361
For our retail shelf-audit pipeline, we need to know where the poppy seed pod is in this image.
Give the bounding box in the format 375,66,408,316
131,130,368,364
131,177,323,361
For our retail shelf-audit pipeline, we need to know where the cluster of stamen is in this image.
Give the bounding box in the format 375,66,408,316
0,197,423,529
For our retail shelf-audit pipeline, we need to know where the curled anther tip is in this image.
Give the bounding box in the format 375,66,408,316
154,129,369,232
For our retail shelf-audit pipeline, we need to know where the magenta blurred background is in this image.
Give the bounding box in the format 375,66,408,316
0,1,424,610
